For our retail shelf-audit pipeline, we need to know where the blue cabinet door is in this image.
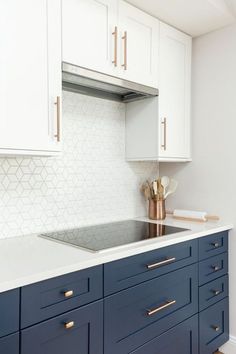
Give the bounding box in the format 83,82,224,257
21,300,103,354
0,288,19,337
104,264,198,354
0,333,19,354
131,315,198,354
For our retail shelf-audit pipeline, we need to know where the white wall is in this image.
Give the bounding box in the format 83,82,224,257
160,23,236,345
0,91,157,238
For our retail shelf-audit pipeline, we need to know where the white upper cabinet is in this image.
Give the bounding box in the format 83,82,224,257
62,0,118,76
158,22,192,161
62,0,159,88
0,0,62,155
118,1,159,88
126,22,192,162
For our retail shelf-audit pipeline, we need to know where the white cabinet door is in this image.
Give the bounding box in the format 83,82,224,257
62,0,118,75
158,22,192,160
118,1,159,88
0,0,62,155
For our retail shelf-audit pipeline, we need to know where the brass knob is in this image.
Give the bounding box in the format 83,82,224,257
212,325,220,332
212,265,220,271
211,242,219,248
212,289,221,296
64,321,75,329
64,290,74,298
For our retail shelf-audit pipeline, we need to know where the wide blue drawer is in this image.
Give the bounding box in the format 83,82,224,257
0,288,19,338
104,239,198,295
199,297,229,354
0,332,19,354
199,275,228,311
199,252,228,286
199,231,228,261
131,315,198,354
21,265,103,328
104,263,198,354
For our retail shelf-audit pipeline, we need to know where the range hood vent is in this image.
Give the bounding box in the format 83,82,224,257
62,62,158,103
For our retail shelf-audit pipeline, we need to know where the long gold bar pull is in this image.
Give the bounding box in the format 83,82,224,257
121,31,127,70
64,321,75,329
54,96,61,142
147,300,176,316
112,26,118,67
161,118,167,151
147,257,176,270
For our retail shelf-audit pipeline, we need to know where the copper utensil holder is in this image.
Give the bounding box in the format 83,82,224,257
149,199,166,220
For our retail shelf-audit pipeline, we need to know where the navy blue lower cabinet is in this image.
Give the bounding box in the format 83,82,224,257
199,297,229,354
0,288,20,338
130,315,198,354
0,333,19,354
21,300,103,354
104,264,198,354
104,239,198,295
199,275,228,311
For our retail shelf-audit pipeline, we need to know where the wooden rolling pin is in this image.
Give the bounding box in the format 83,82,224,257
167,209,220,222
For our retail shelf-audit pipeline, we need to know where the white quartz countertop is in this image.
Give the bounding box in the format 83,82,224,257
0,216,233,293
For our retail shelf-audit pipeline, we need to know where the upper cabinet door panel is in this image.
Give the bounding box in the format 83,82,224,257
0,0,62,154
62,0,117,75
118,1,159,88
159,22,192,159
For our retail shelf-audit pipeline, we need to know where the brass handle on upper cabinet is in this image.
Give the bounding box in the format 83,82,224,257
161,118,167,150
64,290,74,298
112,26,118,67
64,321,75,329
147,257,176,270
147,300,176,316
121,31,127,70
54,96,61,142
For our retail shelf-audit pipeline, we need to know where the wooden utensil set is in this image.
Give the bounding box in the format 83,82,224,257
142,176,178,201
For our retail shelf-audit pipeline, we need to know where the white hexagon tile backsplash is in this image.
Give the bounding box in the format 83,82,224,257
0,91,158,238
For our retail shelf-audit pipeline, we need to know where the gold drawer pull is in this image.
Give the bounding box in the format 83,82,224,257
211,242,220,248
161,118,167,151
112,26,118,67
147,300,176,316
121,31,127,70
54,96,61,142
212,265,221,272
212,289,221,296
147,257,176,270
64,321,75,329
64,290,74,298
212,325,220,332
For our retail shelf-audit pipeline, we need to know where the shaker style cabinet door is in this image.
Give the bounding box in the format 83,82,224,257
21,300,103,354
158,22,192,160
62,0,118,76
0,0,62,155
118,1,159,88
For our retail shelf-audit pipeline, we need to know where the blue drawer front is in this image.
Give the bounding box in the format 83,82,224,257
104,239,198,295
131,315,198,354
199,231,228,260
0,289,20,338
104,264,198,354
199,275,228,311
0,332,19,354
199,297,229,354
199,252,228,286
21,265,103,328
21,300,103,354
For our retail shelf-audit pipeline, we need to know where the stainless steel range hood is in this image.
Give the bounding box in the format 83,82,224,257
62,62,158,103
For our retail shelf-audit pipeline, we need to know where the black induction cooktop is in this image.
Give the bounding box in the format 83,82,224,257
40,220,189,253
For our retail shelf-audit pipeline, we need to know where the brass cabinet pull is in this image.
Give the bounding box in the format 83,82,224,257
64,290,74,298
112,26,118,67
211,242,220,248
212,265,221,272
161,118,167,150
121,31,127,70
64,321,75,329
54,96,61,142
147,300,176,316
147,257,176,270
212,325,220,332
